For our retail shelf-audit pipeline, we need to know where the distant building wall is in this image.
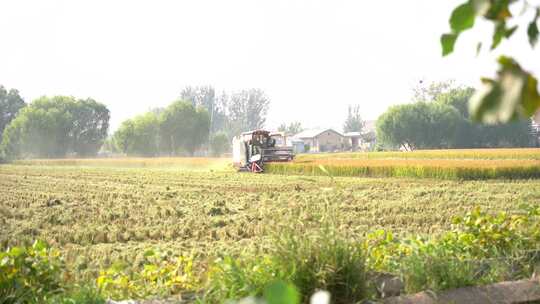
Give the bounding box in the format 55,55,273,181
295,129,345,153
313,130,343,152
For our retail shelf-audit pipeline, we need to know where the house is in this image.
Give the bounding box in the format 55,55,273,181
343,120,378,151
294,129,344,152
344,132,361,151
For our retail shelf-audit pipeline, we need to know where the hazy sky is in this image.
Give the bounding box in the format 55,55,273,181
1,0,539,132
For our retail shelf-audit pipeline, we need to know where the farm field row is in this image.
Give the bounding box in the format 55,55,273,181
267,148,540,179
13,148,540,180
267,158,540,179
13,157,231,170
297,148,540,160
2,163,540,283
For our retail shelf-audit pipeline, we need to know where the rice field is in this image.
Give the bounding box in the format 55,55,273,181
266,148,540,179
2,153,540,285
13,157,231,171
3,149,540,300
297,148,540,160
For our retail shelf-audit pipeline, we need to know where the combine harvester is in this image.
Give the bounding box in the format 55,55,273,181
232,130,294,172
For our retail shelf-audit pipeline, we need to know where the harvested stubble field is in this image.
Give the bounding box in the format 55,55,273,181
266,148,540,179
1,153,540,285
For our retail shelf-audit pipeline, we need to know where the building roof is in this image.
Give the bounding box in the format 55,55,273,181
294,128,343,139
344,131,361,137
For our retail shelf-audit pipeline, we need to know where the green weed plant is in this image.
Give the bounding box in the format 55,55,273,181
204,226,366,304
364,205,540,293
0,241,63,303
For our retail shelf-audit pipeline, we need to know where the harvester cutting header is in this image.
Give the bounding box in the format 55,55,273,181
232,130,294,172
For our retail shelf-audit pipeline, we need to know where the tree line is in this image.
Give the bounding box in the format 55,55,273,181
1,94,110,159
106,87,271,156
1,82,537,161
376,84,537,150
110,101,209,156
0,85,272,160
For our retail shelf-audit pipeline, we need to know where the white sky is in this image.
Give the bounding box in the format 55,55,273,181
1,0,539,132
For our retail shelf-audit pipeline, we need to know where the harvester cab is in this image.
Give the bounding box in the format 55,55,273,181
232,130,294,172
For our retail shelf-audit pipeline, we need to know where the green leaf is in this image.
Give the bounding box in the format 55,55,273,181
491,22,516,49
9,247,25,257
492,22,505,49
527,9,539,48
485,0,512,21
318,164,330,175
144,249,155,257
32,240,48,251
450,1,477,33
523,74,540,115
505,25,518,38
263,281,300,304
441,33,458,56
470,56,540,123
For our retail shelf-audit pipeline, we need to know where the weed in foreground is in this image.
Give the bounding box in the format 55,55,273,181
96,250,198,300
203,226,366,304
0,240,63,304
364,204,540,294
47,285,105,304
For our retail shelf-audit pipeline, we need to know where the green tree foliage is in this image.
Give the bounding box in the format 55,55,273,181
343,105,365,133
180,86,228,135
376,102,461,150
68,99,110,157
226,89,270,137
443,0,540,123
160,100,210,156
437,87,532,147
181,86,216,110
112,87,269,157
376,86,534,150
114,112,160,156
1,96,109,158
180,86,271,139
277,122,303,136
209,132,230,157
100,136,119,155
0,85,25,138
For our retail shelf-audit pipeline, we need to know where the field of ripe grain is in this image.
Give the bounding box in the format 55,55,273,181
266,148,540,179
298,148,540,160
2,160,540,283
14,157,231,171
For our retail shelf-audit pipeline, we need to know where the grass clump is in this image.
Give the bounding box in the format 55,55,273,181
96,250,198,300
0,240,106,304
398,247,478,292
47,285,105,304
204,226,366,303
